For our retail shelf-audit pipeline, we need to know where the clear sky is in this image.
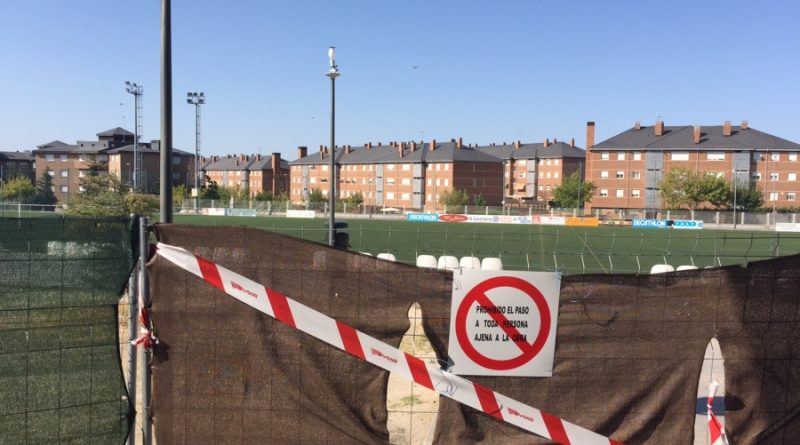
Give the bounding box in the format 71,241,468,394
2,1,798,160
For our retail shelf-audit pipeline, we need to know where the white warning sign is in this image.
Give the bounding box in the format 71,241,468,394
447,270,560,377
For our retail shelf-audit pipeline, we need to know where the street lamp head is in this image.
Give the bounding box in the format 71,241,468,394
327,46,340,77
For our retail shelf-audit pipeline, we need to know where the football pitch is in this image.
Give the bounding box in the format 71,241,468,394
173,214,800,275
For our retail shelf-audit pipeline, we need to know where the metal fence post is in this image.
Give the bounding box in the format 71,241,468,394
126,214,139,445
137,216,152,444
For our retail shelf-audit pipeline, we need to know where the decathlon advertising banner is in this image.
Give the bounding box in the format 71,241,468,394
448,269,560,377
407,213,439,222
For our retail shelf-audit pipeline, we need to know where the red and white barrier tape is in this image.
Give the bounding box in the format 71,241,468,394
707,380,728,445
132,305,159,349
155,242,624,445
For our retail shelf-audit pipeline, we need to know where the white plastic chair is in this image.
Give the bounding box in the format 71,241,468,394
376,253,396,262
481,257,503,270
437,255,459,270
650,264,675,274
676,265,698,271
416,255,438,269
459,256,482,270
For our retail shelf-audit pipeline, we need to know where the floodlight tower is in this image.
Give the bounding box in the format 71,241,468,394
186,92,205,213
125,81,143,190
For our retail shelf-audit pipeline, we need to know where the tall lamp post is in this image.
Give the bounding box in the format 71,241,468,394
732,168,738,229
186,92,205,213
125,81,143,190
326,47,340,246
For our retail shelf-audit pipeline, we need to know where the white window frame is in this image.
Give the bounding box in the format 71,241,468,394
771,154,780,162
600,152,609,160
60,154,68,162
770,172,779,182
599,189,608,197
789,173,797,182
616,171,624,179
632,171,641,179
706,152,725,161
60,170,68,177
788,192,796,201
790,153,798,162
600,171,609,179
615,189,624,198
671,152,689,161
633,152,642,161
769,192,779,201
631,189,641,198
46,154,55,161
616,152,625,161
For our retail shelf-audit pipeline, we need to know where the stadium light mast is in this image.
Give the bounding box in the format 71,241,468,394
186,92,205,213
326,46,340,246
125,81,143,190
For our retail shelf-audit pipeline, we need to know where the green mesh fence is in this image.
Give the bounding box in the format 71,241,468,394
0,217,135,444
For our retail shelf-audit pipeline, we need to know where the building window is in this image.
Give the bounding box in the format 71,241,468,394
386,178,396,185
600,152,609,160
172,156,181,164
322,165,328,171
789,173,797,182
788,192,796,201
770,172,779,181
616,171,624,179
538,185,544,191
60,154,68,162
402,164,411,171
310,177,316,184
435,164,440,171
401,178,410,186
790,154,798,162
518,172,525,178
753,153,763,161
707,152,725,161
600,171,609,179
546,172,551,178
616,152,625,160
172,172,180,179
546,159,551,165
616,189,624,198
753,172,762,180
539,172,544,178
554,172,559,179
444,164,449,171
632,171,641,179
401,193,410,200
60,185,68,193
46,154,55,161
771,154,780,161
599,189,608,197
671,152,689,161
386,192,395,200
633,152,642,161
79,170,86,178
554,159,559,165
47,170,54,177
632,189,641,198
427,179,432,186
60,170,68,177
79,185,86,193
769,192,779,201
444,179,449,186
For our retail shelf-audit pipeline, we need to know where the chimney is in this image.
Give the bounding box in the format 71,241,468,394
398,144,404,158
654,121,664,137
514,140,521,150
570,138,575,147
411,141,417,152
634,121,641,130
256,154,261,161
429,139,436,151
377,142,382,147
723,121,732,136
298,146,307,159
544,138,550,148
740,120,749,130
271,152,281,195
319,147,324,159
693,125,701,144
457,137,463,149
345,145,351,154
553,138,558,144
586,121,595,148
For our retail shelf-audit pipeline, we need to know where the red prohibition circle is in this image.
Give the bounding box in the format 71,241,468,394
455,276,551,370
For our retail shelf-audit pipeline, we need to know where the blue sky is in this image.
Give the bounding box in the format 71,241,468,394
2,1,798,160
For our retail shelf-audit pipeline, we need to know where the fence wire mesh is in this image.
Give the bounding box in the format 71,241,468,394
0,217,135,444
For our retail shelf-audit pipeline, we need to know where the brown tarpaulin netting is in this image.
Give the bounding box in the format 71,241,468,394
150,225,800,444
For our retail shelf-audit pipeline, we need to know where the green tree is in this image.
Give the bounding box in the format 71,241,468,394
730,184,763,211
344,191,364,206
699,174,731,209
439,189,470,207
65,172,128,216
551,171,597,208
200,176,220,199
473,194,487,207
123,193,160,216
658,168,702,209
1,176,36,202
306,187,326,203
254,191,274,202
173,185,188,204
33,169,57,205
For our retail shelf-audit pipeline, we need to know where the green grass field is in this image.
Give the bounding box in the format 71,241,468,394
173,214,800,274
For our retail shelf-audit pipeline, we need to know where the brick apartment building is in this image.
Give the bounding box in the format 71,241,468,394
200,153,290,197
478,139,586,204
290,139,525,209
586,121,800,211
0,151,35,183
33,128,194,203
